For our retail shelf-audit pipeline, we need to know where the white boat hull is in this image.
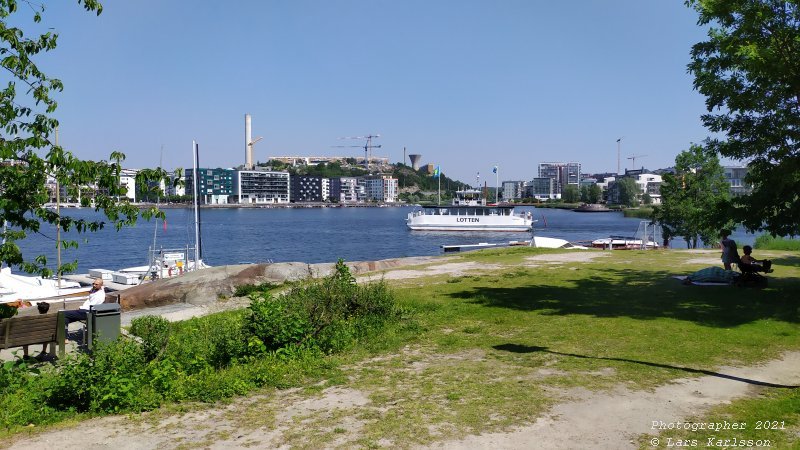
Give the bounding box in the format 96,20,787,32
407,211,532,232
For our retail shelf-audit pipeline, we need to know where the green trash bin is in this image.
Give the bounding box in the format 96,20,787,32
87,303,121,349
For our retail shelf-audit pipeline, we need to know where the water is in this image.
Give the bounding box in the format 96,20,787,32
13,206,757,273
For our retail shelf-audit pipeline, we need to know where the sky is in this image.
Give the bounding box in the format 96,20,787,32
16,0,721,184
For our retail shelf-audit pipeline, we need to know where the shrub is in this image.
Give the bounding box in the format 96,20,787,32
244,259,398,353
46,339,149,413
246,293,313,351
129,315,170,361
165,310,248,372
234,281,278,297
754,235,800,251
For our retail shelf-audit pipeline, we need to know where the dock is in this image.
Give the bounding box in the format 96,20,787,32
61,273,140,293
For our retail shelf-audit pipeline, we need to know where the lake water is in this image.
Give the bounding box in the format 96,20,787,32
14,206,757,273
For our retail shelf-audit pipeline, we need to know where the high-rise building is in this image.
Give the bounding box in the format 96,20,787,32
538,162,581,194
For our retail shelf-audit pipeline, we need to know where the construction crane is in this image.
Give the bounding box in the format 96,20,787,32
627,154,647,170
333,134,381,171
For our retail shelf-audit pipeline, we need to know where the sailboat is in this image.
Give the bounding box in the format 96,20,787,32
114,141,209,284
1,221,90,305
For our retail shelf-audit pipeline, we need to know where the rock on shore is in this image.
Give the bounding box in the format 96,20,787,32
113,256,436,311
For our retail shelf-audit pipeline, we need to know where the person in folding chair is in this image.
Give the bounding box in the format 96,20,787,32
63,278,106,341
739,245,773,273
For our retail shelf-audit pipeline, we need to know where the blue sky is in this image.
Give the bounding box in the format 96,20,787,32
30,1,715,184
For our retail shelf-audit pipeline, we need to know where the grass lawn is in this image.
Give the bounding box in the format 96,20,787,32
332,247,800,448
4,247,798,449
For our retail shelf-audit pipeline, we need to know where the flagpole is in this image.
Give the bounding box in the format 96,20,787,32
438,173,441,205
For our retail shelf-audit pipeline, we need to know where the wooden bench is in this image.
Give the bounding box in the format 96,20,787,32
0,312,66,358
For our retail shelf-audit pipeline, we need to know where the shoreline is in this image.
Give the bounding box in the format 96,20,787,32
140,202,413,209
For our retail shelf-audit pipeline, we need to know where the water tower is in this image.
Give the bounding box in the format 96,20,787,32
408,154,423,170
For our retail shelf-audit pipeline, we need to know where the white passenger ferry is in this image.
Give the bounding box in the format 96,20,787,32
406,190,533,232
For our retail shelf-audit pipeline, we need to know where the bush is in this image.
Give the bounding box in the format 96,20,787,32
246,293,313,352
754,235,800,251
244,259,398,353
165,310,248,372
129,315,170,361
234,281,278,297
46,339,150,413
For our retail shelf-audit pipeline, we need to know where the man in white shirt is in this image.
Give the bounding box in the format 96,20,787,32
64,278,106,338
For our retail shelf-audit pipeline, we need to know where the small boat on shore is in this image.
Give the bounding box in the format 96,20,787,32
573,203,613,213
407,190,533,232
1,267,90,305
591,236,659,250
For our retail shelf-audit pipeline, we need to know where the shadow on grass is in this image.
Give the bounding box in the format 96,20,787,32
770,255,800,268
450,267,800,327
493,343,799,389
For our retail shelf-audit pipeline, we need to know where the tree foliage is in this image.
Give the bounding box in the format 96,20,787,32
653,145,734,248
686,0,800,236
562,184,580,203
615,178,640,208
1,1,169,276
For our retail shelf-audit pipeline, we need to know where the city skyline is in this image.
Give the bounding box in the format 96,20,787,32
31,1,724,183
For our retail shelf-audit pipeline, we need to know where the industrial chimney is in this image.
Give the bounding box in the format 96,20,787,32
244,114,264,171
408,154,423,170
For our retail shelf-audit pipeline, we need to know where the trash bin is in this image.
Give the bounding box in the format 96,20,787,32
88,303,121,349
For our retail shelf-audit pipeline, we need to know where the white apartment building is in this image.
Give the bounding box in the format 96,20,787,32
362,176,398,203
234,170,290,204
119,168,138,202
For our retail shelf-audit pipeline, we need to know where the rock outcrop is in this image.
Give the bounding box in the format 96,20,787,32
113,256,436,311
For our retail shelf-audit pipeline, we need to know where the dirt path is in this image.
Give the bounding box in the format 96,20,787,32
6,352,799,450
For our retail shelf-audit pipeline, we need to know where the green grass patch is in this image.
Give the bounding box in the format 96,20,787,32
3,248,799,447
755,234,800,251
623,207,655,219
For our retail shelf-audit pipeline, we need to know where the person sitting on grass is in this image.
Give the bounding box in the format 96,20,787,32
739,245,773,273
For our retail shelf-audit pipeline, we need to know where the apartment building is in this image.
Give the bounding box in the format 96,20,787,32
235,170,290,204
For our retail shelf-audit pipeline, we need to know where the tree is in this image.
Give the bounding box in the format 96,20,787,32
561,185,580,203
686,0,800,236
588,184,602,204
615,178,640,208
579,185,589,203
1,1,169,276
653,145,734,248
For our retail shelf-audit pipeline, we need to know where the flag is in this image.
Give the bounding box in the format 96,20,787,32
433,165,440,178
492,165,498,174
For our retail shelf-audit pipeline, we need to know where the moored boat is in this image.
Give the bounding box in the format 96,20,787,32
407,190,533,232
591,236,659,250
572,203,612,212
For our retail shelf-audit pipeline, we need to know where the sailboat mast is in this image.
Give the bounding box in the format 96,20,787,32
192,141,202,265
55,127,61,288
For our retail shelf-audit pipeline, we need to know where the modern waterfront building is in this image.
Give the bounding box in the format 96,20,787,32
723,166,751,197
633,173,663,204
290,175,330,203
330,177,362,203
185,168,235,204
501,181,525,201
527,177,557,200
362,175,398,203
164,171,186,197
118,168,138,202
538,162,581,195
235,170,290,204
